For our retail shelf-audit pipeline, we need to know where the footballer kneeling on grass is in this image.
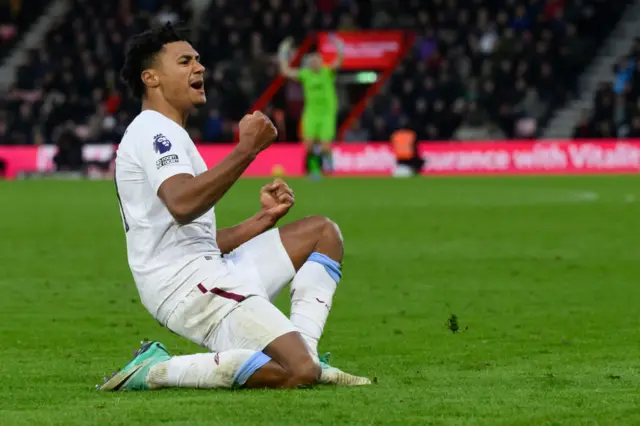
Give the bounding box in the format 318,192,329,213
98,22,370,391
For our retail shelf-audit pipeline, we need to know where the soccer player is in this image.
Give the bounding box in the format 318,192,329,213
98,23,370,391
278,34,344,179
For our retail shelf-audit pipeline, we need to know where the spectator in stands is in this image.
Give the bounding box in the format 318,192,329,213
203,108,224,142
593,120,616,139
344,119,369,142
628,116,640,138
7,102,36,144
453,101,504,141
0,110,7,143
53,123,84,172
593,82,615,124
573,109,593,139
613,93,629,132
370,116,389,142
614,55,635,95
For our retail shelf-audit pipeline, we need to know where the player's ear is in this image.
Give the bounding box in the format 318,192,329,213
141,69,160,90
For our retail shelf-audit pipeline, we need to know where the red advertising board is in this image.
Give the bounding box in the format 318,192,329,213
423,142,640,174
316,31,404,70
332,141,640,175
197,145,305,176
2,141,640,179
0,145,38,178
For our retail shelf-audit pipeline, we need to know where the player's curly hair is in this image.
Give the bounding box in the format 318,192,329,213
120,21,191,98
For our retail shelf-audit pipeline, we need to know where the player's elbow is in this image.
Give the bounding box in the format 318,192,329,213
167,201,196,225
281,70,297,80
158,176,200,225
172,214,193,226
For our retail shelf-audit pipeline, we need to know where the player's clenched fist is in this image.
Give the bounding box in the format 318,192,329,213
238,111,278,156
260,178,294,223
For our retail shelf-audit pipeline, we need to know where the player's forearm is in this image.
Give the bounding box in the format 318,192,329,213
279,61,298,79
278,39,299,79
216,211,275,254
278,60,288,74
169,148,255,224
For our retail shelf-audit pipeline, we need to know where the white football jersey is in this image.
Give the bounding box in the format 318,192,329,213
115,110,222,319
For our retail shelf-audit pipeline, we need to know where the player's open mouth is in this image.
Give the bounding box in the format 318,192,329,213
190,80,204,91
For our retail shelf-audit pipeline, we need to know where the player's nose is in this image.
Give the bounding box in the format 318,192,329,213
193,61,205,74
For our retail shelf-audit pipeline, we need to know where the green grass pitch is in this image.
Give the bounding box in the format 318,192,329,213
1,175,640,425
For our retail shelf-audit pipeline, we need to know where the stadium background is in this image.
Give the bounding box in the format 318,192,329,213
3,1,640,425
1,0,639,177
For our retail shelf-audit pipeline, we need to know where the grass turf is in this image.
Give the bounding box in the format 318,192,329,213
1,175,640,425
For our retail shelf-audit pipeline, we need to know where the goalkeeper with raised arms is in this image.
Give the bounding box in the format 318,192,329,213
278,34,344,179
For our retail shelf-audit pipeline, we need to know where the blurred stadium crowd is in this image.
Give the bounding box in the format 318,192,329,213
0,0,632,146
574,37,640,139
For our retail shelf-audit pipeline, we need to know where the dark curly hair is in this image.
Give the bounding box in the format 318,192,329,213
120,22,191,98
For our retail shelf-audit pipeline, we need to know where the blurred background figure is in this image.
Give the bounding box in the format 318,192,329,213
390,129,423,177
278,34,344,180
52,122,84,172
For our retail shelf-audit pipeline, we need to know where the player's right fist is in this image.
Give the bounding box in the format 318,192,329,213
238,111,278,156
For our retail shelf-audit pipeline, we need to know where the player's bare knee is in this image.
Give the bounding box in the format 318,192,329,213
307,215,341,242
297,215,343,262
320,217,343,260
324,218,343,245
304,215,328,231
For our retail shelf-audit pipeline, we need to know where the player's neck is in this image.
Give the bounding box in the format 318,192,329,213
141,99,190,129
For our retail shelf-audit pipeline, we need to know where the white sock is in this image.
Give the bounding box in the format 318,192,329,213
146,350,270,389
290,260,338,359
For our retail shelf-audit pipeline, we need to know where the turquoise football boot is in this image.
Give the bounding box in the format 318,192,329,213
97,341,171,391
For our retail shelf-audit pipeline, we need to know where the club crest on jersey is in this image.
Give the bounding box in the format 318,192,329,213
153,134,172,154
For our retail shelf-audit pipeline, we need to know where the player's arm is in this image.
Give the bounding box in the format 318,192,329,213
328,33,345,71
216,213,273,255
278,37,300,80
216,180,294,254
157,153,253,225
146,112,277,225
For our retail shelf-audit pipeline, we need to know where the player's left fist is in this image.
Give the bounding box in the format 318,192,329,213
260,178,295,222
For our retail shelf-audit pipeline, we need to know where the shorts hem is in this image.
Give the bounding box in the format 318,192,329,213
272,229,296,280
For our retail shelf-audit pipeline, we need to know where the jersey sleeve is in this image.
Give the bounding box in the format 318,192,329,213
135,125,195,193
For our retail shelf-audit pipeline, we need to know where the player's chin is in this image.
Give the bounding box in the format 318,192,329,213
190,93,207,106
